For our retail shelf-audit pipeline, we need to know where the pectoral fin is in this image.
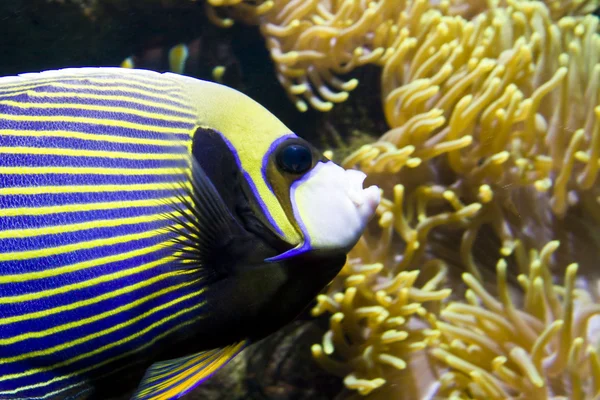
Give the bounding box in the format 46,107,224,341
131,340,248,400
168,158,248,274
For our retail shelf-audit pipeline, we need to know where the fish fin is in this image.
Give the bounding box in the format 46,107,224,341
167,157,249,276
131,340,248,400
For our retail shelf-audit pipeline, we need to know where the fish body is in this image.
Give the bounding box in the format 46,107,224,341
0,68,380,400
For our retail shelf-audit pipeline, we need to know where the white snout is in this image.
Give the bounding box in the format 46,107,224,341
291,161,380,252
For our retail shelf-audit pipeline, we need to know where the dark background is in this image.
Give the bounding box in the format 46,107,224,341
0,0,386,152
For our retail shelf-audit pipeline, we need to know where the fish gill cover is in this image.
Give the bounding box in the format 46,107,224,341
21,0,600,398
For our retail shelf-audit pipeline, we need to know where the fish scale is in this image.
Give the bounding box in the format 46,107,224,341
0,70,204,399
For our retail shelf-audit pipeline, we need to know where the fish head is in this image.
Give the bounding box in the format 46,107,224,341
263,136,380,262
168,75,382,343
175,74,380,263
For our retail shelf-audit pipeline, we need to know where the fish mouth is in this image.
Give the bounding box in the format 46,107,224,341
267,161,381,263
343,168,381,219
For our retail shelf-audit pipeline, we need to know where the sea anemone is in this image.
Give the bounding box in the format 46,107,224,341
49,0,596,397
206,0,600,112
316,0,600,394
308,159,486,398
202,0,600,397
38,0,600,396
358,0,600,218
431,241,600,399
310,179,467,396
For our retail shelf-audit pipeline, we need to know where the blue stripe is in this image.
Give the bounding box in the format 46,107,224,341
0,218,175,258
0,228,175,274
0,294,202,396
0,247,177,327
0,70,208,399
0,249,180,322
0,120,191,140
0,134,187,154
0,105,194,130
40,77,183,92
0,93,196,118
218,132,284,236
0,154,188,169
0,288,201,358
0,172,186,188
13,85,192,109
0,370,87,399
0,189,186,210
0,73,180,92
0,268,199,351
0,78,184,96
0,265,193,338
2,204,180,230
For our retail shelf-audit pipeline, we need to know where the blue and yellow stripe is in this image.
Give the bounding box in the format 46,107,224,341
132,341,247,400
0,68,207,399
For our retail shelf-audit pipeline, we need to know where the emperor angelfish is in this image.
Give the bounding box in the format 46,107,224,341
0,68,380,400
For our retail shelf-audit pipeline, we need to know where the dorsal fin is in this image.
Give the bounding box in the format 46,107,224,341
131,341,248,400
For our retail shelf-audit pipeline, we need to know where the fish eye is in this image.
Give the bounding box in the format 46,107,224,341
276,144,313,174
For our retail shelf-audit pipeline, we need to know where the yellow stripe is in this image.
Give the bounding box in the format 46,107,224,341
0,146,187,160
143,354,204,386
0,278,199,345
144,343,242,396
142,352,220,395
35,354,150,400
0,166,186,176
0,239,177,284
0,75,180,93
0,298,206,380
0,313,204,395
154,343,243,397
0,196,186,217
0,82,186,107
0,285,204,363
0,129,190,147
15,90,195,116
141,348,221,389
147,355,200,383
32,381,88,400
0,264,185,325
0,223,179,262
0,212,176,239
0,114,191,135
0,100,194,124
0,252,181,304
0,181,190,196
49,82,186,106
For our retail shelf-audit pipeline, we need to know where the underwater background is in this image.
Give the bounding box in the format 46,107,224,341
3,0,600,399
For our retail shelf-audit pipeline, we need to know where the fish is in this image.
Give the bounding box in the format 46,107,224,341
119,37,235,85
167,44,189,75
120,57,135,69
0,67,380,400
